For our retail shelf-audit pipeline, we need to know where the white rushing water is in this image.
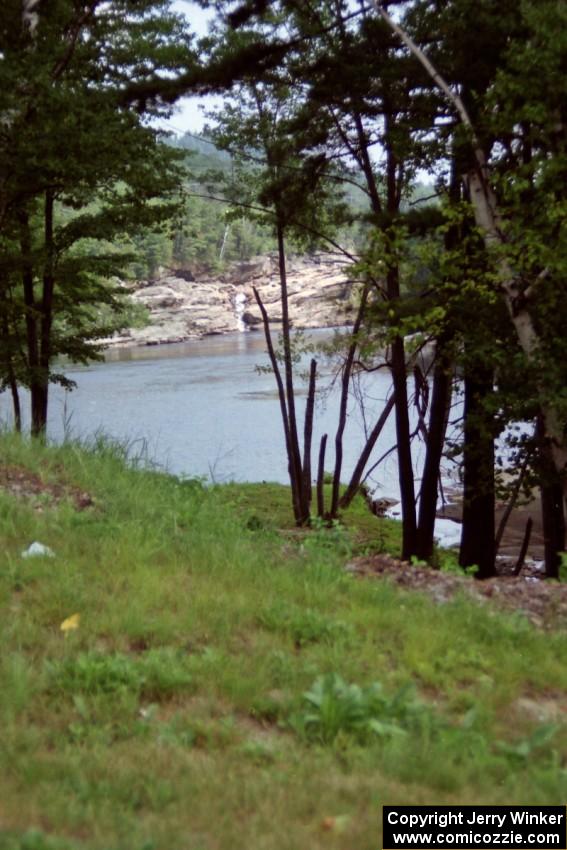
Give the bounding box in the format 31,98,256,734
234,292,248,333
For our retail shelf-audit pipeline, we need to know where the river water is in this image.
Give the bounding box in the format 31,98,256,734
0,330,461,540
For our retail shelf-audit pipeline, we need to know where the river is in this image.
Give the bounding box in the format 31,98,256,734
0,330,461,542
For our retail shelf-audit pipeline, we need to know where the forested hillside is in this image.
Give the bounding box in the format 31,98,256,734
131,132,374,278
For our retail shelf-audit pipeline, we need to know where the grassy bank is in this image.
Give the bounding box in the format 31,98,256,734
1,433,567,850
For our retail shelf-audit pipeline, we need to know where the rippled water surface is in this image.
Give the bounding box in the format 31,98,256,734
2,331,443,503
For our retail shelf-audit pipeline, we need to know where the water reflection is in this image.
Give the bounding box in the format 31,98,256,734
103,330,269,363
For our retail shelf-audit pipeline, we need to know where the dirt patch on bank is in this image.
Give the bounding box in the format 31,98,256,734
346,553,567,630
0,464,94,512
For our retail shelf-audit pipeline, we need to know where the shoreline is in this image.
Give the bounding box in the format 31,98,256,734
101,252,355,349
437,494,545,562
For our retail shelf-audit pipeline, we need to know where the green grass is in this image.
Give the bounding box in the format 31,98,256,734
1,431,567,850
219,478,404,556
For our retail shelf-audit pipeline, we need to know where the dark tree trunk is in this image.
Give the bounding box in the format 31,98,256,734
541,481,565,579
276,221,308,524
253,218,313,526
416,161,459,562
35,189,56,434
351,106,418,558
20,192,55,437
353,111,383,217
253,285,303,524
495,454,530,554
514,518,533,577
19,209,42,435
339,394,395,510
1,309,22,432
536,414,565,579
459,362,496,579
317,434,328,519
416,342,453,561
329,287,369,518
302,359,317,509
385,114,417,560
391,331,417,560
8,371,22,432
32,382,49,438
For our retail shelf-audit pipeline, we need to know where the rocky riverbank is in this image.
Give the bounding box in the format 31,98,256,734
106,253,355,347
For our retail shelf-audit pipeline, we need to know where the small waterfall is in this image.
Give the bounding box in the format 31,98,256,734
234,292,248,332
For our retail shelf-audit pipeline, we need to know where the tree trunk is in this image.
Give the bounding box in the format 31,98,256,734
18,208,43,436
317,434,328,518
391,332,417,560
537,414,565,579
34,188,55,435
253,285,303,524
253,218,312,525
350,102,418,557
276,221,308,524
1,308,22,432
459,362,496,579
495,454,529,554
302,359,317,509
416,342,453,561
339,394,395,510
329,287,369,517
9,375,22,433
416,158,459,562
541,480,564,580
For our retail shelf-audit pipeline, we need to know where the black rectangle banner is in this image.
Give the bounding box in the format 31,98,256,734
383,806,567,849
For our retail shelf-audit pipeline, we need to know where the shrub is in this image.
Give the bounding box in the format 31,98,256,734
289,673,433,744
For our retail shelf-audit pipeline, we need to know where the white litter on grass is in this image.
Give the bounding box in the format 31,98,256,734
21,541,55,559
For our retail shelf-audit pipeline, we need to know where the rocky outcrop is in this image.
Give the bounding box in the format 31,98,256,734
105,253,355,347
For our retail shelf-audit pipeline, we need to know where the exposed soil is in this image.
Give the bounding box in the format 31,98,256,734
0,464,94,512
346,553,567,630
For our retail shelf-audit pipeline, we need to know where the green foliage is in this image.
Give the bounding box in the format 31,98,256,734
0,831,77,850
204,55,356,254
257,603,353,647
434,551,479,578
495,724,560,765
304,517,352,558
46,649,193,700
123,135,292,275
289,673,430,744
